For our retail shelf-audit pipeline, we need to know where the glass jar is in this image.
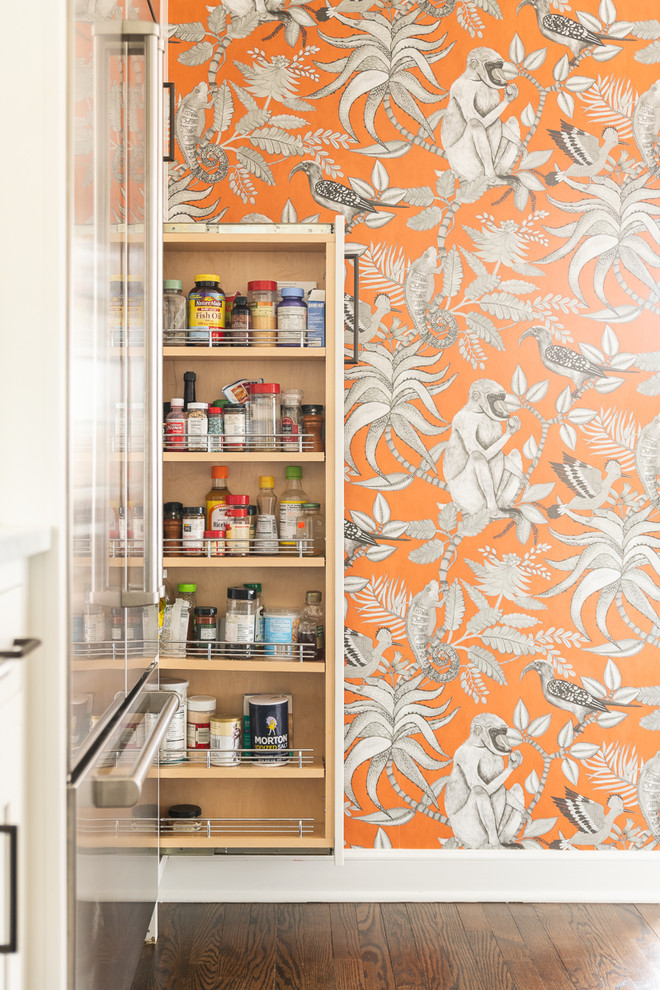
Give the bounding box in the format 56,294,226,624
247,382,281,451
263,608,301,657
188,274,225,345
207,406,224,451
301,404,324,452
186,402,208,451
176,583,197,643
187,696,216,750
226,507,251,556
165,398,187,451
167,803,202,832
243,583,264,642
225,587,257,656
229,294,250,346
163,501,183,555
247,280,277,346
163,279,187,344
301,502,325,556
210,715,242,766
281,388,304,452
223,404,247,451
277,287,307,346
297,590,325,662
193,606,218,643
182,506,205,555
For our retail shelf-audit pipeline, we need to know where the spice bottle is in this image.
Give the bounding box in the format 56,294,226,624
279,465,309,547
208,405,224,451
247,280,277,346
301,502,325,556
244,583,264,642
205,465,231,530
186,402,208,451
255,475,279,555
165,398,187,450
281,388,304,451
230,294,250,346
297,590,325,662
163,280,187,344
168,804,202,832
277,287,307,346
223,404,247,451
188,274,225,345
193,607,218,643
163,501,183,554
301,404,324,452
226,507,251,556
182,506,205,555
176,583,197,642
247,382,281,451
187,696,216,750
225,586,257,655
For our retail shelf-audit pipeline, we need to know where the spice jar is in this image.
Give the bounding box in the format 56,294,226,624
281,388,304,451
163,279,187,344
167,804,202,832
187,695,216,750
301,502,325,556
210,715,242,766
163,502,183,554
301,404,324,452
247,382,281,451
223,404,247,451
204,528,226,556
188,274,225,345
247,280,277,346
225,586,257,653
277,287,307,346
229,294,250,346
226,507,251,556
182,506,205,555
193,606,218,643
186,402,208,451
207,405,224,451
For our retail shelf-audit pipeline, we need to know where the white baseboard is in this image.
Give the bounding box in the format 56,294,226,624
159,849,660,903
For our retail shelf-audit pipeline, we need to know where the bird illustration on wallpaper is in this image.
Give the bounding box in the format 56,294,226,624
168,0,660,852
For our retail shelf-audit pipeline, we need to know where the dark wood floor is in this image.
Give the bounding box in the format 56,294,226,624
131,902,660,990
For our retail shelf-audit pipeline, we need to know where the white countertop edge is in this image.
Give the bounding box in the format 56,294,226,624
0,525,52,564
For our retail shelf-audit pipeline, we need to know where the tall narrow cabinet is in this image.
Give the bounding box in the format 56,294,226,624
160,221,342,852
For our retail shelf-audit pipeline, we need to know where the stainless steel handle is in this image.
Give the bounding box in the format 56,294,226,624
164,81,175,162
0,825,17,954
0,637,41,659
92,691,178,808
344,252,360,365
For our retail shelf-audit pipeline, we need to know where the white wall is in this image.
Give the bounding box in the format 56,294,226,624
0,0,69,986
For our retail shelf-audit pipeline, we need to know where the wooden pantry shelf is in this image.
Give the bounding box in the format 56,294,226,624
163,230,334,250
159,657,325,673
162,451,324,463
160,832,331,850
163,346,324,359
154,759,325,780
162,555,324,568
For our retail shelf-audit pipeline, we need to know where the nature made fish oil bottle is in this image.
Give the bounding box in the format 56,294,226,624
205,466,231,530
279,466,308,547
188,274,225,345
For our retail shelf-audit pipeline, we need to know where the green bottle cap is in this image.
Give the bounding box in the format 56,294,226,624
164,279,183,291
286,465,303,479
177,583,197,593
244,582,262,593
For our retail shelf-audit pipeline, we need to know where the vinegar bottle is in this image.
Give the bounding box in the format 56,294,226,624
255,475,279,554
278,466,308,547
205,466,231,530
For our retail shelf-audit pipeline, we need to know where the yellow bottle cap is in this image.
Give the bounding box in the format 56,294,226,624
259,476,275,487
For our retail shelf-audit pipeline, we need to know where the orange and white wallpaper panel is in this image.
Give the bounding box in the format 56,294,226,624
168,0,660,851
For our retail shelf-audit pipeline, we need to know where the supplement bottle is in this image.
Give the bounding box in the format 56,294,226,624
188,274,225,345
279,465,308,547
254,475,279,554
277,287,307,346
165,398,187,450
205,465,231,530
247,280,277,346
163,279,187,343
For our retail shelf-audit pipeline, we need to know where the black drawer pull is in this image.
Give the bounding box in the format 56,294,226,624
0,638,41,660
0,825,17,953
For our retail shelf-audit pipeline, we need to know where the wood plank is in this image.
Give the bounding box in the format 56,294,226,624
150,903,225,990
429,902,510,990
508,903,575,990
331,904,367,990
216,903,252,987
241,902,277,990
275,903,306,990
456,902,490,932
355,902,397,990
584,904,660,990
534,903,636,990
380,903,428,990
482,903,550,990
299,903,334,990
405,902,453,990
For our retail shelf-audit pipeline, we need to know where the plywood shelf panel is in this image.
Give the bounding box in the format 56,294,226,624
154,758,325,780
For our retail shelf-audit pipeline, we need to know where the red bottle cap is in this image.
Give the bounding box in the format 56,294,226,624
249,382,280,394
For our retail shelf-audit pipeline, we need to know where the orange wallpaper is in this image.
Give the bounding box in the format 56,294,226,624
169,0,660,851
